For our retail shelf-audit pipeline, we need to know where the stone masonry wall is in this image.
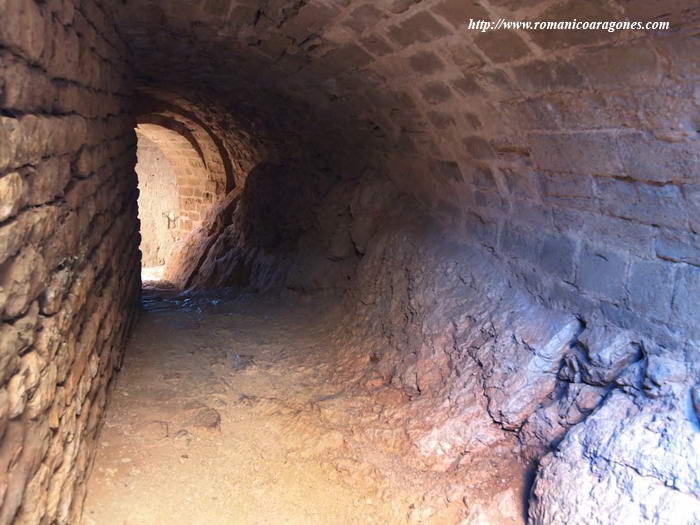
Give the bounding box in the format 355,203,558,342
0,1,140,523
313,1,699,352
427,26,700,351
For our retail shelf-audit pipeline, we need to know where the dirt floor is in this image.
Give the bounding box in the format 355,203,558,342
82,288,526,524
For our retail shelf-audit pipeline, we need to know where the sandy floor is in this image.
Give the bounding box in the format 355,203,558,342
83,289,526,524
82,290,413,524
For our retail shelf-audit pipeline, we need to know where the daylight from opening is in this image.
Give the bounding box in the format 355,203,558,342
135,129,180,282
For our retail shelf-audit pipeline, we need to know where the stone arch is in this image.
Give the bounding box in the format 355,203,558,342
135,122,225,234
135,90,238,192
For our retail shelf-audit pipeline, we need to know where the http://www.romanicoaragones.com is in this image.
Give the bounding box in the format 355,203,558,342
466,18,670,32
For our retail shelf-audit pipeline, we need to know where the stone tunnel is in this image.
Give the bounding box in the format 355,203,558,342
0,0,699,523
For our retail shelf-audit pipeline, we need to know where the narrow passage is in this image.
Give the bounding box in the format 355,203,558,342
82,289,472,524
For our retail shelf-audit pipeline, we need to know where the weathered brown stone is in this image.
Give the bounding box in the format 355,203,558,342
407,50,445,74
379,0,423,14
572,40,661,90
343,4,386,34
451,75,483,97
528,0,619,50
512,59,585,94
529,132,624,175
386,11,450,46
463,136,495,160
358,33,394,56
473,29,530,64
0,0,45,62
426,110,455,129
431,0,489,28
419,81,453,104
0,173,25,222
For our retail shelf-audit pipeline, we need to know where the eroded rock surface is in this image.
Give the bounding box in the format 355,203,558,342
343,223,700,523
530,390,700,525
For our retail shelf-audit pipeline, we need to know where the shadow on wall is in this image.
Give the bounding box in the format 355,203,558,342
163,160,345,291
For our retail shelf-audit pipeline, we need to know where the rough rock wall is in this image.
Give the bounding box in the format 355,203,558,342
0,1,140,523
340,195,700,523
135,134,179,267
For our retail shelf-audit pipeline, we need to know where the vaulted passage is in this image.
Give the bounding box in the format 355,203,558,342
0,0,699,523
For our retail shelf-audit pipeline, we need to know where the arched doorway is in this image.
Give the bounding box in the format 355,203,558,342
135,131,180,280
135,120,228,282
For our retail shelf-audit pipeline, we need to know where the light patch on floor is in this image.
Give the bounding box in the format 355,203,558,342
82,290,525,524
141,265,165,283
